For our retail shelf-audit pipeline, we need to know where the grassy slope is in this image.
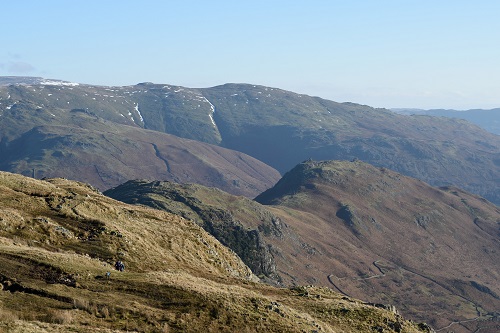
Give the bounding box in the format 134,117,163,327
0,171,430,333
104,180,291,284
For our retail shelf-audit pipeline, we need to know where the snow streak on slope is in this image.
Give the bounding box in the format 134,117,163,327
201,96,217,128
135,103,144,123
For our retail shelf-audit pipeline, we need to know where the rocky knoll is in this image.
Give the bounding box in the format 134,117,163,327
104,180,283,284
256,160,500,333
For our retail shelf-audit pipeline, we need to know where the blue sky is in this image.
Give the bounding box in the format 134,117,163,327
1,0,499,109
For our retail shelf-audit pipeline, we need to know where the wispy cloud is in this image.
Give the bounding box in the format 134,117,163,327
7,52,21,60
7,61,36,74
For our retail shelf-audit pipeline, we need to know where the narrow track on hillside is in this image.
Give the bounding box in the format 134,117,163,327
327,260,388,297
327,274,350,297
327,259,497,333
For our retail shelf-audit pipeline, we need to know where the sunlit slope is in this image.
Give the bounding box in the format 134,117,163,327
0,171,430,333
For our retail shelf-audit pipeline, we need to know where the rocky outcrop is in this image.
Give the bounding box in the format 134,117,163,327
105,180,283,283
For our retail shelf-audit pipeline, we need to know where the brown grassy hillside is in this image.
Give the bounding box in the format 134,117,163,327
106,160,500,333
256,160,500,332
0,115,280,197
0,171,430,333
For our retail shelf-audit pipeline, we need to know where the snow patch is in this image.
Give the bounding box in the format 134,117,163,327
40,80,79,87
127,111,136,123
208,114,216,127
134,103,144,122
200,96,217,128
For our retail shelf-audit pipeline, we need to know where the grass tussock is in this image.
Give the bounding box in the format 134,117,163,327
46,309,73,324
0,308,18,322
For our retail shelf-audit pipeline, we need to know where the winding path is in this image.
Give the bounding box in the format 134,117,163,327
327,260,387,296
327,260,497,333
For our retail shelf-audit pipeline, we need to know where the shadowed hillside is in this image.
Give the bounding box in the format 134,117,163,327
0,171,430,333
202,84,500,205
0,84,280,197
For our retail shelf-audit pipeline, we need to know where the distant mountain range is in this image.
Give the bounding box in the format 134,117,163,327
0,78,280,197
0,77,499,205
392,108,500,135
0,76,53,86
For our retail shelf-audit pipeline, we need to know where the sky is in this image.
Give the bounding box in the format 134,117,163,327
1,0,499,109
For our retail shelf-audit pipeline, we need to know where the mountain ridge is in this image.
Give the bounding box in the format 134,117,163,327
1,76,498,204
106,159,500,333
1,76,498,332
392,108,500,135
0,83,281,197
